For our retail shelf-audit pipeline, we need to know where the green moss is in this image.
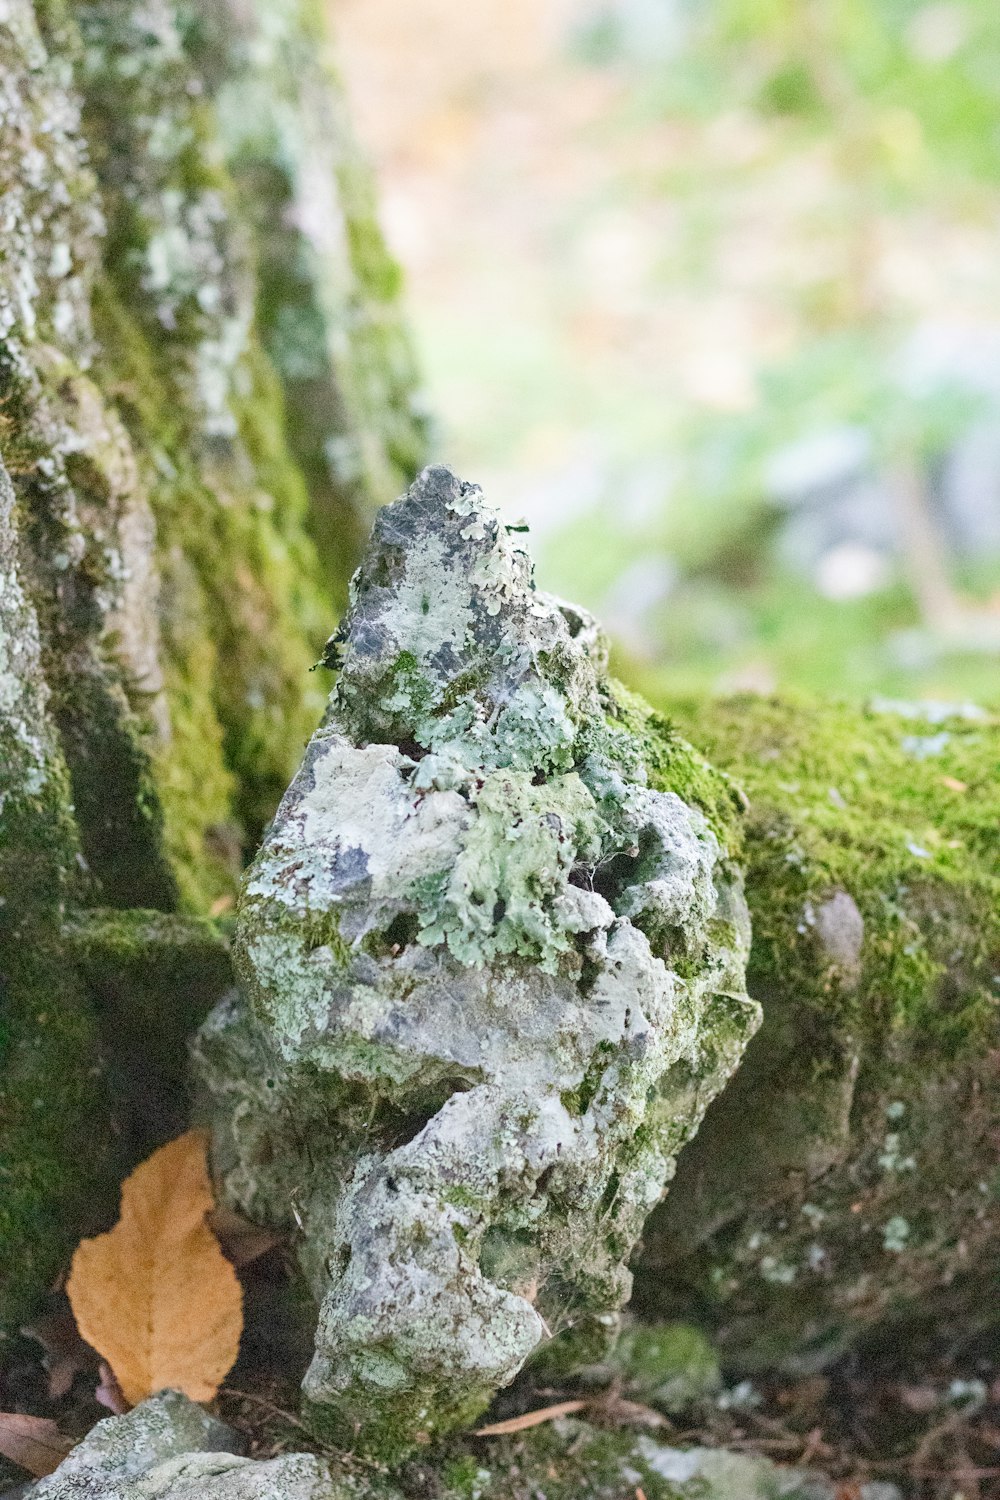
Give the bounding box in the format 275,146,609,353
88,268,328,899
432,1418,689,1500
612,1323,721,1412
0,658,119,1331
664,693,999,1052
597,680,747,855
297,906,352,965
65,907,234,1142
303,1382,494,1468
0,936,120,1332
636,692,1000,1369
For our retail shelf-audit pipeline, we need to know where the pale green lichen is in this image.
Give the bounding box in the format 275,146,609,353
414,770,607,971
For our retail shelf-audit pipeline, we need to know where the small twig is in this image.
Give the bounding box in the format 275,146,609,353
595,1394,670,1431
221,1387,313,1437
953,1430,983,1500
911,1410,961,1475
724,1436,811,1453
799,1426,829,1466
474,1400,587,1436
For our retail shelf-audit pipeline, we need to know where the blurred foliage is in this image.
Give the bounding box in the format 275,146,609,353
335,0,1000,703
674,0,1000,185
544,0,1000,702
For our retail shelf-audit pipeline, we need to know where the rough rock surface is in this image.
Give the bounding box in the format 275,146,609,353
195,465,758,1457
20,1392,340,1499
635,694,1000,1371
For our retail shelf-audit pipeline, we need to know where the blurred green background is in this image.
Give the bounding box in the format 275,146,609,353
334,0,1000,703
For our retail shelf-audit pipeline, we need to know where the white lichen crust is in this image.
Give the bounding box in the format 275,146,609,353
195,466,758,1458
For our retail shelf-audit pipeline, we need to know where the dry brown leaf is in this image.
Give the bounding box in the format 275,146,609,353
21,1303,97,1399
207,1205,283,1269
0,1413,74,1477
474,1399,587,1436
66,1130,243,1408
95,1361,130,1415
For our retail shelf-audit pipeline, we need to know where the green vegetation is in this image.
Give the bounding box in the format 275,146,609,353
637,691,1000,1368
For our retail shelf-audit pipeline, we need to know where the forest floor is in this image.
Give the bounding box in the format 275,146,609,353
5,1240,1000,1499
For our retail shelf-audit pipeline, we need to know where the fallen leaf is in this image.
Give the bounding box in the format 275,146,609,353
67,1130,243,1407
474,1399,587,1436
0,1414,74,1477
207,1206,283,1269
21,1303,97,1399
95,1361,129,1415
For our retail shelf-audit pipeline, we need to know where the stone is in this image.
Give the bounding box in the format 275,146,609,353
20,1391,342,1500
812,891,864,986
195,465,758,1459
633,1436,900,1500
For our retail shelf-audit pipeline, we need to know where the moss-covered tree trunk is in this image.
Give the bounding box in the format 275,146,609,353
0,0,425,1330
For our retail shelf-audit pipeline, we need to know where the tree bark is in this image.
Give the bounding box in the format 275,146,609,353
0,0,424,1328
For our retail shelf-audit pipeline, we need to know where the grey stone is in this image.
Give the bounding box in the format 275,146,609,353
635,1436,901,1500
813,891,864,985
21,1393,342,1500
195,465,758,1457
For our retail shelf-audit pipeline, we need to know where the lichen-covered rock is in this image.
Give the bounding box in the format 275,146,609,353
634,694,1000,1372
195,466,758,1458
21,1392,348,1499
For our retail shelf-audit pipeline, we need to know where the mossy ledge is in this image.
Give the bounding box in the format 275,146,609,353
635,691,1000,1372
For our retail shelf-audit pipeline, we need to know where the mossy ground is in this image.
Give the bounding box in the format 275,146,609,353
635,691,1000,1370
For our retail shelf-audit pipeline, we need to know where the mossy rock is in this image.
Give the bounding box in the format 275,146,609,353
635,693,1000,1372
196,468,758,1460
